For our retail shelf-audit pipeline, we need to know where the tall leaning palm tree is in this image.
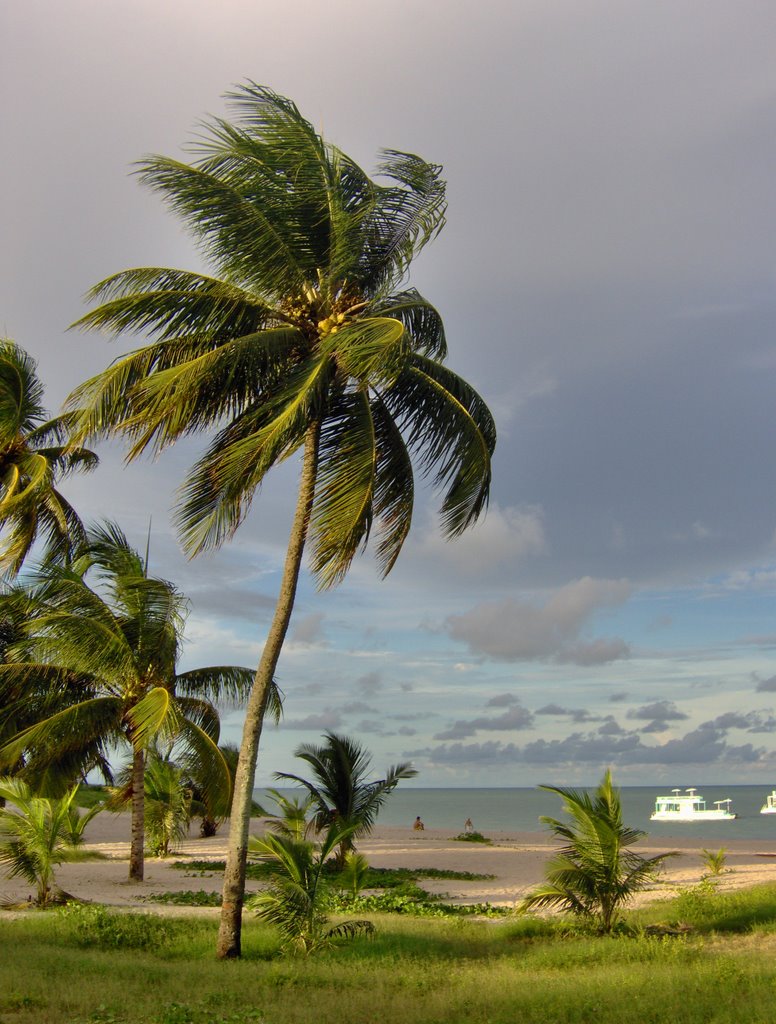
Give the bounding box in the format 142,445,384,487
66,84,496,956
0,522,258,881
0,339,97,575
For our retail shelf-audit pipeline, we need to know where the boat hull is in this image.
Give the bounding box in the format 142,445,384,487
650,811,735,821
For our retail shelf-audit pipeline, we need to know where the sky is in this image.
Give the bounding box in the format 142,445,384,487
3,0,776,788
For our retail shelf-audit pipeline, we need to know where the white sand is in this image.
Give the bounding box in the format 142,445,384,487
4,813,776,912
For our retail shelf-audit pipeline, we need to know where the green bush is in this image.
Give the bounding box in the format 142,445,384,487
450,831,491,844
147,890,222,907
59,902,180,949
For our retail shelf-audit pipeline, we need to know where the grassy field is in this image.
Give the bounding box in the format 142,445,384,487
3,882,776,1024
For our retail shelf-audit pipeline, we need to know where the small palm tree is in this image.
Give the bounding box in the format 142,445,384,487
0,583,101,791
276,732,416,867
0,339,97,575
109,750,193,857
700,847,727,877
519,770,677,933
257,788,316,841
339,851,370,897
0,522,255,880
246,826,374,955
62,799,105,847
0,777,83,905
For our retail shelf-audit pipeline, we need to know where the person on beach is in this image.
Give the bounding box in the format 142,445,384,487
464,817,473,833
413,816,425,831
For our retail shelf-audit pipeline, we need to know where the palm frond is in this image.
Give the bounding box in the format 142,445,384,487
384,357,495,536
370,290,447,359
174,665,255,705
128,687,181,748
309,390,377,588
174,354,331,554
0,696,123,771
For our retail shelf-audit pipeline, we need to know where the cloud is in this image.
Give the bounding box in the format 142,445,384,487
598,717,626,736
408,504,546,581
433,705,535,741
609,691,629,703
446,577,632,663
290,612,326,646
356,671,382,697
627,701,689,723
536,704,596,722
413,722,764,768
704,711,776,734
486,693,520,707
757,675,776,692
339,701,377,715
281,710,343,731
536,704,569,715
355,719,387,735
641,720,671,734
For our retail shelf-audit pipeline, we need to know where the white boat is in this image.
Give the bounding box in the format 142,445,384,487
650,788,736,822
760,790,776,814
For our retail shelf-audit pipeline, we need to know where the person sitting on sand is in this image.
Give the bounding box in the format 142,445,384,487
464,817,473,833
413,816,425,831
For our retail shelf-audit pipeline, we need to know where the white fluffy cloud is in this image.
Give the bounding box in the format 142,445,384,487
446,577,632,663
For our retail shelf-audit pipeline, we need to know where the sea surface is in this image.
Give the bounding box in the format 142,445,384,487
255,784,776,841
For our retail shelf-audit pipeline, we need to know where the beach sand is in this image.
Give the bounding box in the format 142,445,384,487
4,813,776,913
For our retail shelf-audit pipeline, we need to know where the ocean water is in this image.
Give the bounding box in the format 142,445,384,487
255,784,776,841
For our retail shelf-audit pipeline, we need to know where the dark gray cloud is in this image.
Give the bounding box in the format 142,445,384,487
355,719,387,736
609,692,629,703
280,710,342,732
339,701,377,715
757,676,776,693
627,701,689,723
598,717,626,736
536,704,597,722
356,672,382,697
433,705,535,741
641,720,671,734
704,711,776,734
290,613,326,646
486,693,520,708
413,723,764,768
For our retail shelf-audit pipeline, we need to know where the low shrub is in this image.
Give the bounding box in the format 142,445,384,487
450,831,492,844
59,902,181,949
147,890,222,907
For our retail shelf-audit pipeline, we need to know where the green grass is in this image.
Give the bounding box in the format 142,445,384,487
3,883,776,1022
74,784,109,809
59,849,110,863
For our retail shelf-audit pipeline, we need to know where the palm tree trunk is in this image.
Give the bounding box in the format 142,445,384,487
129,744,145,881
216,421,320,959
